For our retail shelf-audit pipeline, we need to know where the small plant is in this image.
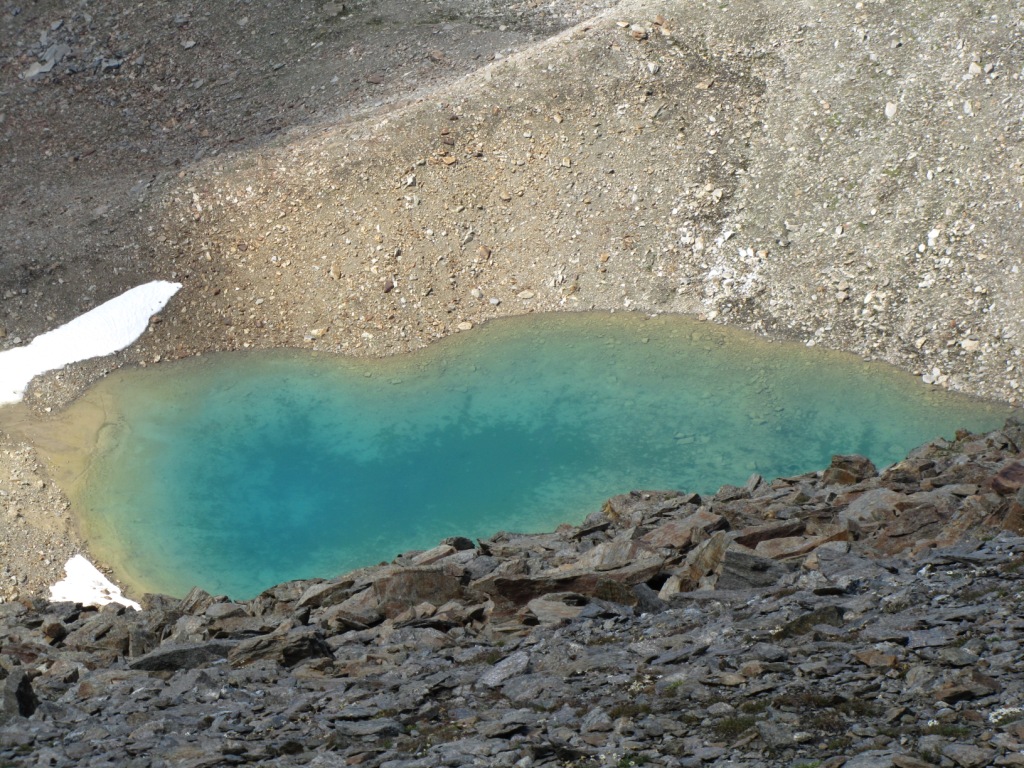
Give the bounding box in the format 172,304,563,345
826,735,853,751
608,702,651,720
922,723,970,738
616,755,650,768
661,680,685,697
738,699,769,714
712,715,757,740
989,707,1024,726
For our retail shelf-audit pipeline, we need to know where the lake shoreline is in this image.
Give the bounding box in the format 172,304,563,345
1,310,1015,603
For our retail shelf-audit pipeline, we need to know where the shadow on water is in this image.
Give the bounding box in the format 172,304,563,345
9,312,1012,599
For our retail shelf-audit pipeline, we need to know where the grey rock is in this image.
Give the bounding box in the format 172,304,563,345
129,640,237,671
478,650,530,688
944,742,995,768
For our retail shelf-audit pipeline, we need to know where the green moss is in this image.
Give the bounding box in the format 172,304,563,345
922,723,971,738
712,715,757,740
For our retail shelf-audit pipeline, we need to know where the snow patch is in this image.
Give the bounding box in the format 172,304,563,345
49,554,141,610
0,281,181,405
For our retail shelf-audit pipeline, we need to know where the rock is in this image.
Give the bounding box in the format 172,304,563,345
716,548,792,588
839,488,905,526
756,720,794,748
296,578,357,610
822,454,878,485
525,592,588,624
229,626,332,667
641,508,726,549
478,650,530,688
517,290,535,299
943,743,995,768
0,670,38,722
129,641,237,671
373,565,465,616
732,519,806,548
992,461,1024,495
933,670,1001,702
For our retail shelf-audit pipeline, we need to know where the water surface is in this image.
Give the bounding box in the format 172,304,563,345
44,313,1009,598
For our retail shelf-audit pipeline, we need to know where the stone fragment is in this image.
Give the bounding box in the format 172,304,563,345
756,720,793,748
674,530,730,590
229,626,332,668
943,743,995,768
0,670,38,722
478,650,530,688
934,670,1001,702
328,587,383,627
854,648,899,667
562,538,660,572
525,593,588,624
822,454,877,485
602,490,698,526
129,641,237,671
641,508,726,549
992,461,1024,495
839,488,905,526
296,578,357,610
778,605,843,637
716,549,791,589
373,565,464,616
732,519,806,548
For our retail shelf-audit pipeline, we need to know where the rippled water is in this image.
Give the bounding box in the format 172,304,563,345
45,313,1009,598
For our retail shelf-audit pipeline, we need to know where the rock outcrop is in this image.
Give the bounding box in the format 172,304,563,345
4,416,1024,766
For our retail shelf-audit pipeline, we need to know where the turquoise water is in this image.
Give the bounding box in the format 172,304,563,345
63,313,1009,599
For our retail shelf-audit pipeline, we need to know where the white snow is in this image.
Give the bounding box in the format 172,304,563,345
49,554,141,610
0,280,181,405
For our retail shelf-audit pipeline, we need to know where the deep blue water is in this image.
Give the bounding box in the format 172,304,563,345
65,313,1009,598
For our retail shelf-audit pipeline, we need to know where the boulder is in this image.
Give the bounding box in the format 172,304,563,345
229,626,332,668
129,640,237,671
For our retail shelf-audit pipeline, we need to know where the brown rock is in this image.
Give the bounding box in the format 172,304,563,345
641,508,726,550
755,529,852,560
934,669,1001,702
853,648,899,667
675,530,730,590
733,519,806,548
822,454,877,485
373,565,465,617
602,490,698,527
331,586,384,627
475,559,662,609
991,461,1024,495
296,577,359,610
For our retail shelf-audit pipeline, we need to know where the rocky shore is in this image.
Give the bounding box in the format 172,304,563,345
4,416,1024,767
